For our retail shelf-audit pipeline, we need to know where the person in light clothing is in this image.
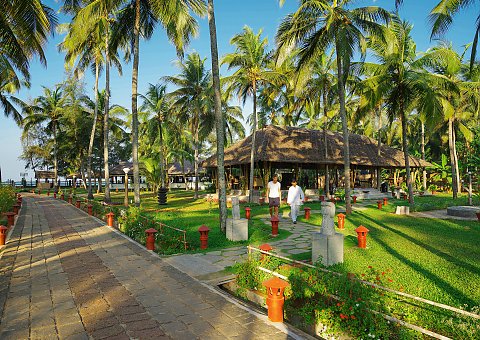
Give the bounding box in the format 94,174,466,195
266,174,281,217
287,178,304,224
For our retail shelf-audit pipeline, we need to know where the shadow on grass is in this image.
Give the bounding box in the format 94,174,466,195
351,210,478,307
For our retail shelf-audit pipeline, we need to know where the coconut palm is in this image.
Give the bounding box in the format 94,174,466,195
359,17,452,204
222,26,276,203
396,0,480,70
276,0,390,214
111,0,205,206
164,52,214,199
23,85,66,191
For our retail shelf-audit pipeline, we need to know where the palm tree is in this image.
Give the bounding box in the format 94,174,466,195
164,53,214,199
112,0,205,206
69,0,123,203
396,0,480,71
276,0,390,214
23,85,66,191
0,71,25,125
207,0,227,233
359,17,451,204
139,83,171,188
0,0,57,85
222,26,273,203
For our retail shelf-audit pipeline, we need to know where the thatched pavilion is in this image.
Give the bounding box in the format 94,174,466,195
203,125,430,193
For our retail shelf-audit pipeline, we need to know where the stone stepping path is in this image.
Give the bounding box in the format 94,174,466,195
0,196,299,339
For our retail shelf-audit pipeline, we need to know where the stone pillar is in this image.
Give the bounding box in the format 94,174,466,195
226,196,248,241
312,202,344,266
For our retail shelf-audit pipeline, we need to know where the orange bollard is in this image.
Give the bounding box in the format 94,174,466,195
145,228,158,251
383,197,388,206
0,225,7,245
245,207,251,220
352,195,357,204
304,207,311,220
355,225,369,248
47,190,50,196
106,212,115,227
337,213,346,230
5,212,15,227
377,200,383,209
75,200,81,208
61,193,65,200
198,225,210,249
68,196,73,204
13,204,20,215
53,193,57,199
259,243,273,261
270,215,279,236
87,204,93,216
262,276,290,322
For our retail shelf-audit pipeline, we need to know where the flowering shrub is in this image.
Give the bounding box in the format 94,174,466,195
0,186,16,214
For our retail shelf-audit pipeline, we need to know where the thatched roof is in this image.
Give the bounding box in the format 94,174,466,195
110,162,134,176
167,160,205,175
203,125,431,168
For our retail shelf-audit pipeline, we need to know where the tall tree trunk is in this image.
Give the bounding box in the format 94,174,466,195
158,123,165,188
193,111,199,199
448,116,458,198
208,0,227,233
103,29,111,203
401,110,414,204
421,120,427,191
377,108,382,190
322,87,330,197
87,62,100,200
131,0,141,206
53,125,58,192
335,44,352,214
248,82,257,203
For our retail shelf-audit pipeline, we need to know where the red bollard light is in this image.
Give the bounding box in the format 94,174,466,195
145,228,158,251
106,212,115,227
16,199,21,208
355,225,369,249
262,276,290,322
47,190,50,196
352,195,357,204
13,204,20,215
383,197,388,206
198,225,210,249
337,213,346,230
245,207,251,220
38,189,41,195
259,243,273,261
377,200,383,209
5,212,15,227
76,200,81,209
53,193,57,199
270,215,279,236
68,196,73,204
0,225,8,245
304,207,311,220
61,193,65,200
87,204,93,216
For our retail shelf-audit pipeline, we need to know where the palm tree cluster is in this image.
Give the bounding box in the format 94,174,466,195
2,0,479,231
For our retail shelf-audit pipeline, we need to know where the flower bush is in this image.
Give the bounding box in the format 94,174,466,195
0,186,16,214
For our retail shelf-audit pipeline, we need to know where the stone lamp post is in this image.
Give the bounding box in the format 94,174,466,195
123,167,130,207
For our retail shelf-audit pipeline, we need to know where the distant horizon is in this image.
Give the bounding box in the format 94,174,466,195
1,0,477,181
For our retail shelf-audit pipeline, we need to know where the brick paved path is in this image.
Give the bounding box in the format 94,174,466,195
0,196,297,339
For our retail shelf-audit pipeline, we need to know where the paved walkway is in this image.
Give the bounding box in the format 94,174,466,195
0,196,302,339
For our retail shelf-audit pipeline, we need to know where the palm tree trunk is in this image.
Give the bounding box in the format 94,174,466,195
401,110,414,204
335,44,352,214
322,87,330,198
158,123,165,188
248,82,257,203
103,29,111,203
193,111,199,199
377,108,382,191
207,0,227,233
53,125,58,192
87,62,100,200
421,120,427,191
131,0,141,206
448,116,458,198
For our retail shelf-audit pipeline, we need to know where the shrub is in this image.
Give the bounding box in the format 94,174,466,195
0,186,16,214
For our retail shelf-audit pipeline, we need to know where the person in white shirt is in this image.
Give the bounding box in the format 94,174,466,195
287,178,304,224
266,174,281,217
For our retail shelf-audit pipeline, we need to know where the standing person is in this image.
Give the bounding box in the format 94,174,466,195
266,174,281,217
287,178,304,224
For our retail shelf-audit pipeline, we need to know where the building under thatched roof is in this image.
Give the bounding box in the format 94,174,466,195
167,160,205,175
203,125,430,168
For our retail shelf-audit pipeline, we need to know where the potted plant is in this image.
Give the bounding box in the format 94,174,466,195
428,184,438,195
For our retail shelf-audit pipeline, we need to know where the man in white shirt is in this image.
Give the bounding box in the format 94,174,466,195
287,178,304,224
266,174,281,217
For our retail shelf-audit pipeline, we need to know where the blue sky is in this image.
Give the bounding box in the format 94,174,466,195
0,0,477,181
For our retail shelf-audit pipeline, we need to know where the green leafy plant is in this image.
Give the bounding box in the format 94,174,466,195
0,186,16,214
